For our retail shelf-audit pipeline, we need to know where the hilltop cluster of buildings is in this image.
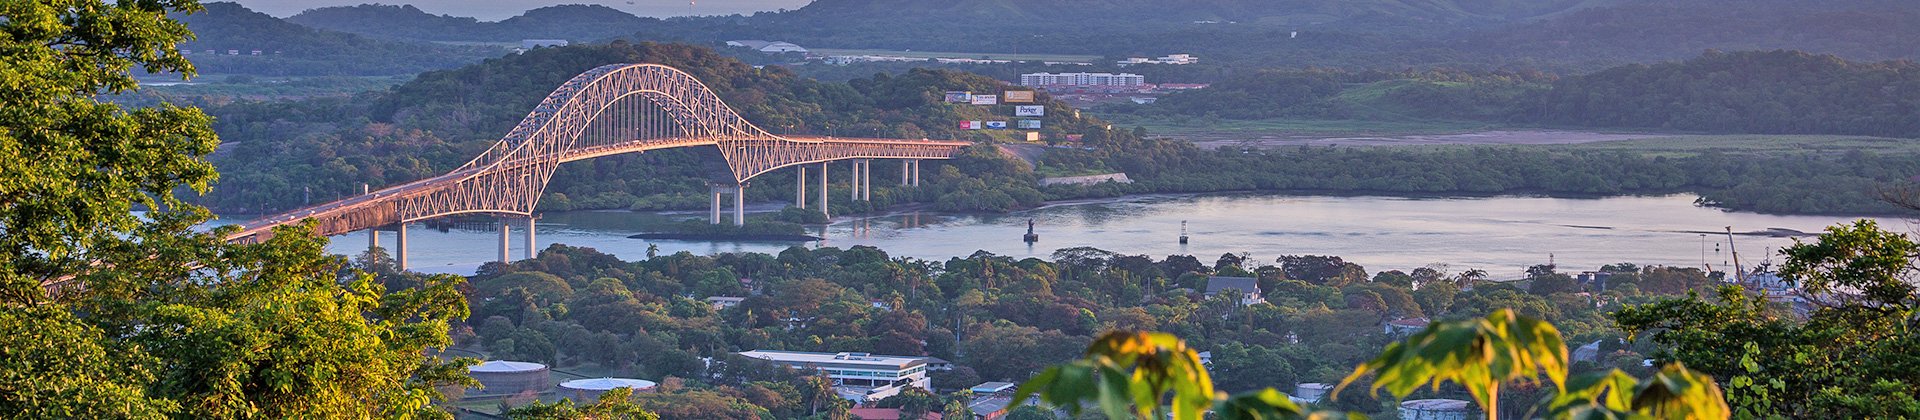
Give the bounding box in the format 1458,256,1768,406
1015,72,1207,106
1116,53,1199,66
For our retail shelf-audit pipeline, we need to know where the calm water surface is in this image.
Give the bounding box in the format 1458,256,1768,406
220,193,1905,278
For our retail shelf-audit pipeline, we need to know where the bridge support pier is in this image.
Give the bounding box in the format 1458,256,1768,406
902,160,911,185
819,163,830,218
734,183,747,227
395,222,408,271
498,218,511,264
795,166,807,209
861,159,871,201
911,160,921,186
850,160,861,201
525,216,537,260
711,188,723,225
368,229,380,254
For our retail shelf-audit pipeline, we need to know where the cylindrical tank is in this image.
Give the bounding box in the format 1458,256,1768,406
1399,399,1474,420
468,360,549,396
1292,383,1333,403
558,377,658,402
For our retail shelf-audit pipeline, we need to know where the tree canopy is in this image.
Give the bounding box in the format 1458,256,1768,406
0,1,483,417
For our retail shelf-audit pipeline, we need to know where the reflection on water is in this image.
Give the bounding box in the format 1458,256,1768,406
220,193,1907,278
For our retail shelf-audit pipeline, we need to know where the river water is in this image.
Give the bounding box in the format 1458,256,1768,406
219,193,1906,278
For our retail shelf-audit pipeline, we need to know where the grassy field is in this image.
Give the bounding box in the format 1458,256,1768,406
808,48,1101,63
1554,135,1920,156
1097,114,1503,137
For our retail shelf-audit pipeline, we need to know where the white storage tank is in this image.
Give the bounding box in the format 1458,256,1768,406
1292,383,1334,404
468,360,550,396
558,377,658,401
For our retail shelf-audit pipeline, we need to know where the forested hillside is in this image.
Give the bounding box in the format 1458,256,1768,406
1465,0,1920,63
287,4,663,43
781,0,1606,25
193,42,1113,214
1116,51,1920,139
1521,50,1920,137
174,2,500,76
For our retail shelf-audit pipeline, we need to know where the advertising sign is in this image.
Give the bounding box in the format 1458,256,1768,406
1003,90,1036,103
969,95,999,105
1017,119,1042,129
944,91,972,103
959,120,982,130
985,121,1008,129
1014,105,1046,117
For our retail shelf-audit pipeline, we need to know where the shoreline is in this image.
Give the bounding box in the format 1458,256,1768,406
626,232,823,242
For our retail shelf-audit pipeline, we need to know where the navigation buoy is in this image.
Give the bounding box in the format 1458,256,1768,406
1023,218,1039,243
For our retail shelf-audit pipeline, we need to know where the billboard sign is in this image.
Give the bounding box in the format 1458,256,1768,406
1015,105,1046,117
944,91,972,103
1003,90,1036,103
985,121,1008,129
1017,119,1042,129
959,120,982,130
970,95,999,105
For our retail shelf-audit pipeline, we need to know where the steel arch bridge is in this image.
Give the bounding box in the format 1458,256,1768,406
227,63,968,243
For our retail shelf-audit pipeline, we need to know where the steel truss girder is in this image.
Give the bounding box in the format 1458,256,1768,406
228,64,968,241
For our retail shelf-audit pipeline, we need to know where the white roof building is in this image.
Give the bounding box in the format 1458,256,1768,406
1019,72,1146,87
737,350,932,402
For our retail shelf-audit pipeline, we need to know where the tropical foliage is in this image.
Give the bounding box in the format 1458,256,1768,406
1017,311,1728,420
0,1,482,417
1615,220,1920,418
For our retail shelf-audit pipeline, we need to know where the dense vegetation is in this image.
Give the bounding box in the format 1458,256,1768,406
1113,51,1920,139
1032,134,1920,215
378,235,1722,417
1,0,474,417
1521,50,1920,138
173,2,501,76
191,42,1112,214
1616,220,1920,417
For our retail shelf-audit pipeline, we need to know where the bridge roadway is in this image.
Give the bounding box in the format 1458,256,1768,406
225,135,967,242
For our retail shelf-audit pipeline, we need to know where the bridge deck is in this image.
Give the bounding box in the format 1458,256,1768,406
228,136,970,241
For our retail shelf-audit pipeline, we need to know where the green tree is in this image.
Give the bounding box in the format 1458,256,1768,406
1014,314,1728,420
1616,220,1920,418
1339,309,1728,420
0,0,476,417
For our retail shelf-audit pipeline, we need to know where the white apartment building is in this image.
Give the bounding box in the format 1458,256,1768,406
1019,72,1146,87
737,350,932,402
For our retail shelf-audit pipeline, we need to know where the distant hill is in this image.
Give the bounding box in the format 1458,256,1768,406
287,4,660,42
176,2,501,76
778,0,1613,26
1463,0,1920,63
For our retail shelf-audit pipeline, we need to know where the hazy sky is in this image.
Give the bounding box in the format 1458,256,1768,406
231,0,812,20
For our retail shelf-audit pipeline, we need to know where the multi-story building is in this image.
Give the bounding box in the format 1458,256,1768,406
1019,72,1146,87
737,350,932,402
